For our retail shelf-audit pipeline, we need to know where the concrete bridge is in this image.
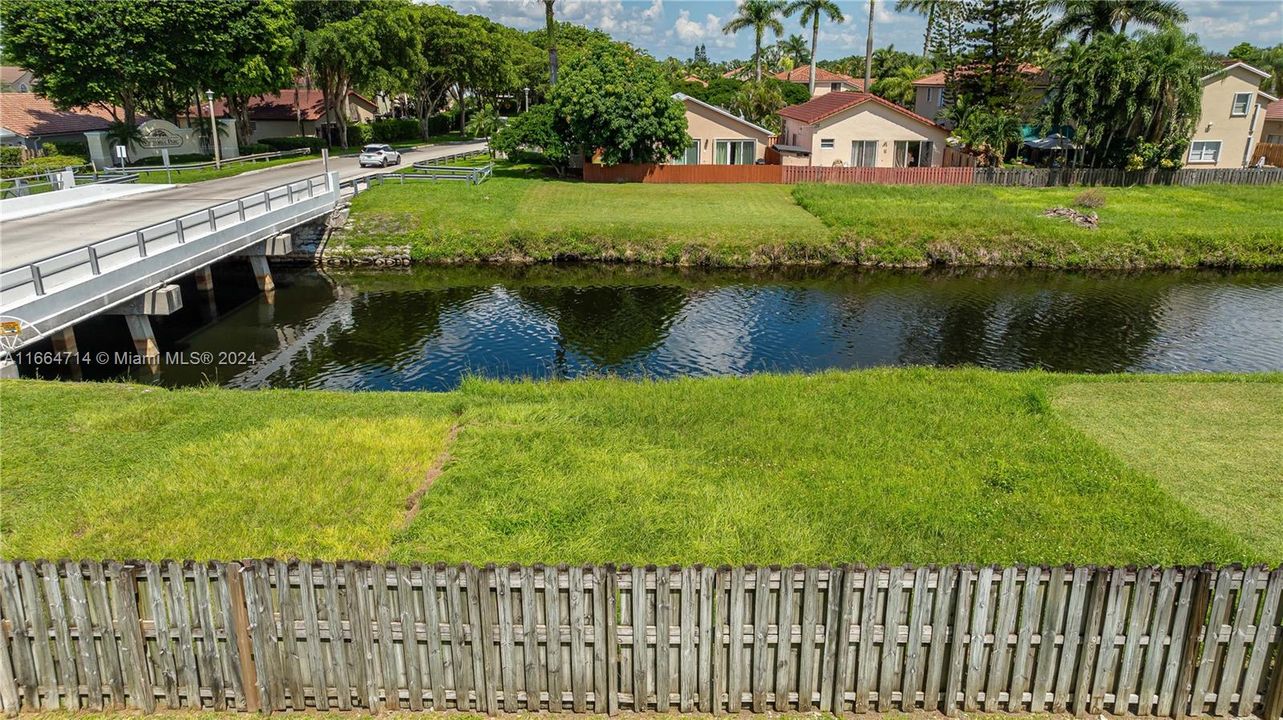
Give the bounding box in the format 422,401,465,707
0,141,487,375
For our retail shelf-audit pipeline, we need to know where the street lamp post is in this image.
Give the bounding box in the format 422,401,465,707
205,90,222,169
524,87,530,113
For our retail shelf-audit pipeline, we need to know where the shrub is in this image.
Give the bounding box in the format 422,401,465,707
0,146,23,166
427,111,457,136
371,118,419,143
346,123,373,147
242,143,272,155
260,136,325,152
1074,189,1106,209
45,140,89,160
1,154,85,178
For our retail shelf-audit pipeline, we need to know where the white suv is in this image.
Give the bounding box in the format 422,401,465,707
358,144,401,168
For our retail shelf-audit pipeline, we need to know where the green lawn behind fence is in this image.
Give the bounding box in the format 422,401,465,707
2,370,1278,565
335,168,1283,269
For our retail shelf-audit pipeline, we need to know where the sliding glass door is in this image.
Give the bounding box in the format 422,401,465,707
893,140,933,167
714,139,755,165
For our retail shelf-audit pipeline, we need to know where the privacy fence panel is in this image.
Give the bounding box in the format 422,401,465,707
973,167,1283,187
1,562,1281,718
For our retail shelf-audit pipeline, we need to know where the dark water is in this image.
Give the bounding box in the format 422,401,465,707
17,264,1283,389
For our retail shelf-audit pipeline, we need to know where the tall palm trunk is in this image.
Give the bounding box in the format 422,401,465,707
544,0,558,85
922,1,935,56
755,26,764,81
864,0,874,90
809,15,820,95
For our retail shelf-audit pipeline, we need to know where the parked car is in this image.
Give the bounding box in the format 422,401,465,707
358,144,401,168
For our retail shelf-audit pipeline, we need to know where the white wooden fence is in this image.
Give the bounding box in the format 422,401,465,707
1,562,1280,717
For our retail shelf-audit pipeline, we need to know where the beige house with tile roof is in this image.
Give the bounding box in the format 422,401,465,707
670,93,773,164
777,92,949,167
774,66,869,97
1189,62,1277,168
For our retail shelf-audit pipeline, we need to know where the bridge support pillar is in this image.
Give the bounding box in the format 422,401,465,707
123,315,160,362
0,358,16,379
195,266,214,292
50,326,78,356
106,284,183,365
248,255,275,293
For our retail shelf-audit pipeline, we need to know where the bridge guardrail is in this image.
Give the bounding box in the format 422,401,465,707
0,172,335,309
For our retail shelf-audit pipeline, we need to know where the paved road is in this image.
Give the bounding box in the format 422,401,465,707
0,141,487,271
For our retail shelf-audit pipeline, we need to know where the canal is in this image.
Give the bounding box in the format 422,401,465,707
16,264,1283,389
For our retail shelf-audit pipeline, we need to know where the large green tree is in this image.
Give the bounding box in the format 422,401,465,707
783,0,844,95
896,0,953,56
1050,0,1188,42
209,0,297,147
1228,42,1283,97
778,34,812,67
306,0,423,147
549,40,689,165
723,0,787,82
1042,28,1207,167
1,0,230,125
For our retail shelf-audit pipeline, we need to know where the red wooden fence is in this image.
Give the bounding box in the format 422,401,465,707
781,166,975,185
583,163,782,183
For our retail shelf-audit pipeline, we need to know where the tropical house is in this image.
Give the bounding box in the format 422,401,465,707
911,64,1049,123
775,92,948,167
0,93,115,150
1188,61,1277,168
669,92,774,164
773,66,868,96
201,88,378,143
1264,98,1283,146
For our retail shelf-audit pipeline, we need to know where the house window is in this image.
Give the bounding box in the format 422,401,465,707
1231,92,1253,117
671,140,700,164
1268,134,1283,144
926,88,939,104
820,138,835,149
851,140,877,167
715,139,755,165
830,82,841,92
893,140,933,167
1188,140,1221,163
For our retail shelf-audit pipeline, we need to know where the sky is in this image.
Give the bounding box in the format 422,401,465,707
434,0,1282,60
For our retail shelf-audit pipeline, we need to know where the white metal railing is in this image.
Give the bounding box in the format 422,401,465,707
0,173,333,303
111,147,313,175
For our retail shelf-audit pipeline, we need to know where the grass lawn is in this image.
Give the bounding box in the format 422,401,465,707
343,171,827,265
336,168,1283,268
133,154,316,184
2,370,1278,565
793,184,1283,268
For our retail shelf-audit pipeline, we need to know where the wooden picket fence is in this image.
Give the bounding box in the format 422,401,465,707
1251,143,1283,168
1,561,1282,718
782,166,976,185
974,167,1283,187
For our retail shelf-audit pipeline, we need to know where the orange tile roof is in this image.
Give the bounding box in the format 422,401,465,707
0,93,116,137
203,88,377,122
1267,98,1283,121
778,91,945,129
773,65,867,90
913,63,1045,86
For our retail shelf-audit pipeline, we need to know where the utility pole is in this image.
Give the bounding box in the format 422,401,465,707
205,90,222,169
864,0,875,91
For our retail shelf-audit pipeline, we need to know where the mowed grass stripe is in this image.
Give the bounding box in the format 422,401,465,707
1052,379,1283,560
2,371,1276,564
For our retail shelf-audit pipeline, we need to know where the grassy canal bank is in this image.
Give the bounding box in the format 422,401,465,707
332,166,1283,269
2,370,1279,564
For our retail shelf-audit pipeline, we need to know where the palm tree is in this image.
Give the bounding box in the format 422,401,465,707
783,0,844,95
723,0,787,82
871,61,933,105
1051,0,1188,42
864,0,875,90
779,34,811,68
895,0,947,56
544,0,558,85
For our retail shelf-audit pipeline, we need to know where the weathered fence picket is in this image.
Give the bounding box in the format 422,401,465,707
0,562,1280,718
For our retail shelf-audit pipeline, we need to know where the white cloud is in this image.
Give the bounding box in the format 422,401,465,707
672,9,733,47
